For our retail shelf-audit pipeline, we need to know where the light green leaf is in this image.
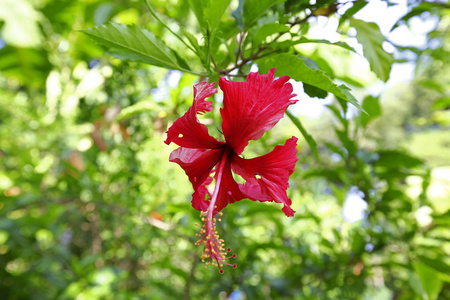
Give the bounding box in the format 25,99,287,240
181,28,203,56
413,262,443,300
187,0,231,32
233,0,286,28
418,255,450,275
357,95,381,127
350,18,394,82
80,23,198,73
252,23,290,47
259,54,363,110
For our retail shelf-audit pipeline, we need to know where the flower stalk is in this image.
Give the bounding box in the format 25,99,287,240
195,148,236,273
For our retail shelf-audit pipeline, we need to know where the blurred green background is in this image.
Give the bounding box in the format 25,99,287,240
0,0,449,299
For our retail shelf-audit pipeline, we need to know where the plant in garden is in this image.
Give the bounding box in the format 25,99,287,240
165,69,298,272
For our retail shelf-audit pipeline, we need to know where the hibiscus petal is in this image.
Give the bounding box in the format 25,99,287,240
165,82,225,149
192,176,213,211
212,156,247,214
231,137,298,217
169,147,224,210
219,68,297,155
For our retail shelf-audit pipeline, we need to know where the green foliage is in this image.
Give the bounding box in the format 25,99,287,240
233,0,286,29
188,0,231,32
80,23,197,74
259,54,362,110
349,18,395,82
1,0,449,299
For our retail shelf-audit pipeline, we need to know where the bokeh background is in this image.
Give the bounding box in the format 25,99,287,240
0,0,449,299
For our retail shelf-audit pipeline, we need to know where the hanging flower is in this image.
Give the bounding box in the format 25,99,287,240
165,69,298,273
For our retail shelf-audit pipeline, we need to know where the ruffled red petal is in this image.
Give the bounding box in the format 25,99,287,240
165,82,225,149
219,69,297,155
231,137,298,216
169,147,224,210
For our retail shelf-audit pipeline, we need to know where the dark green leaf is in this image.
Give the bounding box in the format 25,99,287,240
335,129,357,156
374,150,423,169
303,83,328,99
259,54,363,110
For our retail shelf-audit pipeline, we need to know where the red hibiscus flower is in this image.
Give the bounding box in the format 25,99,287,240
165,69,299,273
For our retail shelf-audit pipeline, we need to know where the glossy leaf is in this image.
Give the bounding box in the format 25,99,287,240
259,54,363,110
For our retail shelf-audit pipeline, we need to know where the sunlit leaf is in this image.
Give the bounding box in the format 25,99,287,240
350,18,394,82
413,262,443,300
80,23,193,72
233,0,286,28
187,0,231,32
259,54,363,110
357,95,381,127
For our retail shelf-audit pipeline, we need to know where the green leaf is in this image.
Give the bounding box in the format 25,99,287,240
233,0,286,28
413,262,443,300
418,255,450,275
252,23,290,47
342,1,368,19
432,96,450,110
335,129,357,156
259,54,363,110
374,150,423,169
357,95,381,127
303,83,328,99
270,38,357,54
285,110,321,165
181,28,203,57
0,46,51,87
80,23,198,73
349,18,394,82
187,0,231,32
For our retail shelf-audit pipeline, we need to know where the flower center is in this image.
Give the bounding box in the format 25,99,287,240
194,149,236,273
